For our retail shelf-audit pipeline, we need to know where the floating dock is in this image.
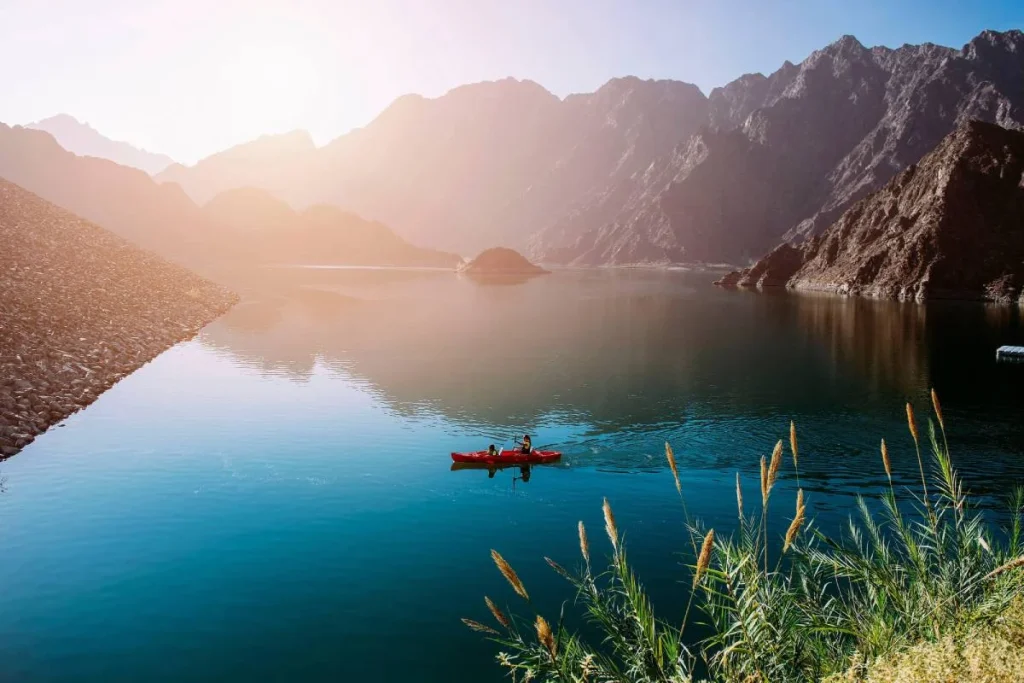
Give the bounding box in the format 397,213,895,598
996,345,1024,362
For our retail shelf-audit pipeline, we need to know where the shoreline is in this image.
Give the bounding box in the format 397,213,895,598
0,301,238,460
0,179,239,459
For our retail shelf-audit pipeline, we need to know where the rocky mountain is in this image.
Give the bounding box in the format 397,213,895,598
156,77,711,255
0,124,459,274
1,122,207,265
537,30,1024,266
156,130,317,204
27,114,175,175
0,177,236,457
716,121,1024,303
201,188,461,268
155,30,1023,265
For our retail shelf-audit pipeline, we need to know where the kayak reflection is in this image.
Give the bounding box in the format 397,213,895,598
449,462,537,482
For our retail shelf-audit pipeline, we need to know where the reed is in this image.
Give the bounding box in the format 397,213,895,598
783,491,805,553
491,549,529,601
578,521,590,567
462,618,499,635
766,439,783,496
930,388,945,432
485,596,510,629
469,402,1024,683
535,615,557,660
603,497,618,551
735,472,743,521
759,455,768,506
790,420,800,488
693,529,715,588
880,438,892,481
907,401,933,520
666,442,681,496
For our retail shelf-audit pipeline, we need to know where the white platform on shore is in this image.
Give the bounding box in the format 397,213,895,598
996,345,1024,361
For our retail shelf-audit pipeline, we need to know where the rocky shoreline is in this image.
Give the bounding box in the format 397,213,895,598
0,179,237,458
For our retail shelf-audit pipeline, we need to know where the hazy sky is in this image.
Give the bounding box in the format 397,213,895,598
1,0,1020,164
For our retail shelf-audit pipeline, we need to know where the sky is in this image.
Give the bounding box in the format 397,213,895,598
0,0,1021,164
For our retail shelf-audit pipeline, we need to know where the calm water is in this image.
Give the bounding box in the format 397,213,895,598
1,269,1023,682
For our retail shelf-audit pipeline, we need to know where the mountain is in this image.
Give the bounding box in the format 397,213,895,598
201,188,461,268
157,30,1024,264
27,114,175,175
0,177,236,457
716,121,1024,303
0,122,208,266
156,130,316,204
536,30,1024,265
156,77,711,255
0,124,459,274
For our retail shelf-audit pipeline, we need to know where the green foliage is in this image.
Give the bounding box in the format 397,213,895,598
465,394,1024,682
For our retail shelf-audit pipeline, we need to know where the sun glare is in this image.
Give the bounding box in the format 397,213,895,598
217,39,321,133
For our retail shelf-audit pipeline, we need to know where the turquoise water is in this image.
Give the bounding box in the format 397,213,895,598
1,269,1023,682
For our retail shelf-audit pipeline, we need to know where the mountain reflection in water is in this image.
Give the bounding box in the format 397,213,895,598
199,267,1024,499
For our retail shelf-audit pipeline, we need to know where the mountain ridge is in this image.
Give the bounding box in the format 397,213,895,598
0,123,458,276
27,114,175,175
152,30,1024,265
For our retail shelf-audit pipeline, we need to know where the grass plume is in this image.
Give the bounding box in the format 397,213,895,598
470,401,1024,682
485,596,510,629
578,521,590,567
491,549,529,601
603,497,618,551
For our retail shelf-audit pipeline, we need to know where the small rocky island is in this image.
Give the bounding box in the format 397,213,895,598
717,121,1024,304
457,247,549,277
0,179,237,458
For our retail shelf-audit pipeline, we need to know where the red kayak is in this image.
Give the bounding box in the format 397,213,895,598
451,449,561,465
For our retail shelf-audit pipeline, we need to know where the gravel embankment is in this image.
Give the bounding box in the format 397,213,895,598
0,178,237,458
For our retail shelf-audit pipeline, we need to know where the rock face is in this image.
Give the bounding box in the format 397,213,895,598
27,114,176,175
0,124,458,273
0,178,238,458
536,30,1024,266
718,121,1024,303
458,247,549,276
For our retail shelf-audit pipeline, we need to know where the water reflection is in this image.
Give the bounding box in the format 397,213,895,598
450,462,542,483
197,267,1024,494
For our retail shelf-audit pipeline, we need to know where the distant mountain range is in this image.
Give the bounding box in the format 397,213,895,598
0,124,457,275
28,114,175,175
153,29,1024,265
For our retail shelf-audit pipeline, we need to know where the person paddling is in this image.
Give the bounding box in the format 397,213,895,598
487,444,499,458
517,434,532,454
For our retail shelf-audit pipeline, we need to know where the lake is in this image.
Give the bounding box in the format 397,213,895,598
1,268,1022,682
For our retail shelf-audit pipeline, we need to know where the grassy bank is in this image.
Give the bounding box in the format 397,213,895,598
464,392,1024,682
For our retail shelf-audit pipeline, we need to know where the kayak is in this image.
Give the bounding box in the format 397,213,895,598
451,449,561,465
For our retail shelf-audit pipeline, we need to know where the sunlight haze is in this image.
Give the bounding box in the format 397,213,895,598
1,0,1021,163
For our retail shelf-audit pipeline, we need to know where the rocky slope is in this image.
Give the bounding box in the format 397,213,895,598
716,121,1024,303
538,30,1024,266
0,178,237,458
0,124,458,273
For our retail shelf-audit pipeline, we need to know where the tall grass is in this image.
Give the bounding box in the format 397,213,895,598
465,392,1024,682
